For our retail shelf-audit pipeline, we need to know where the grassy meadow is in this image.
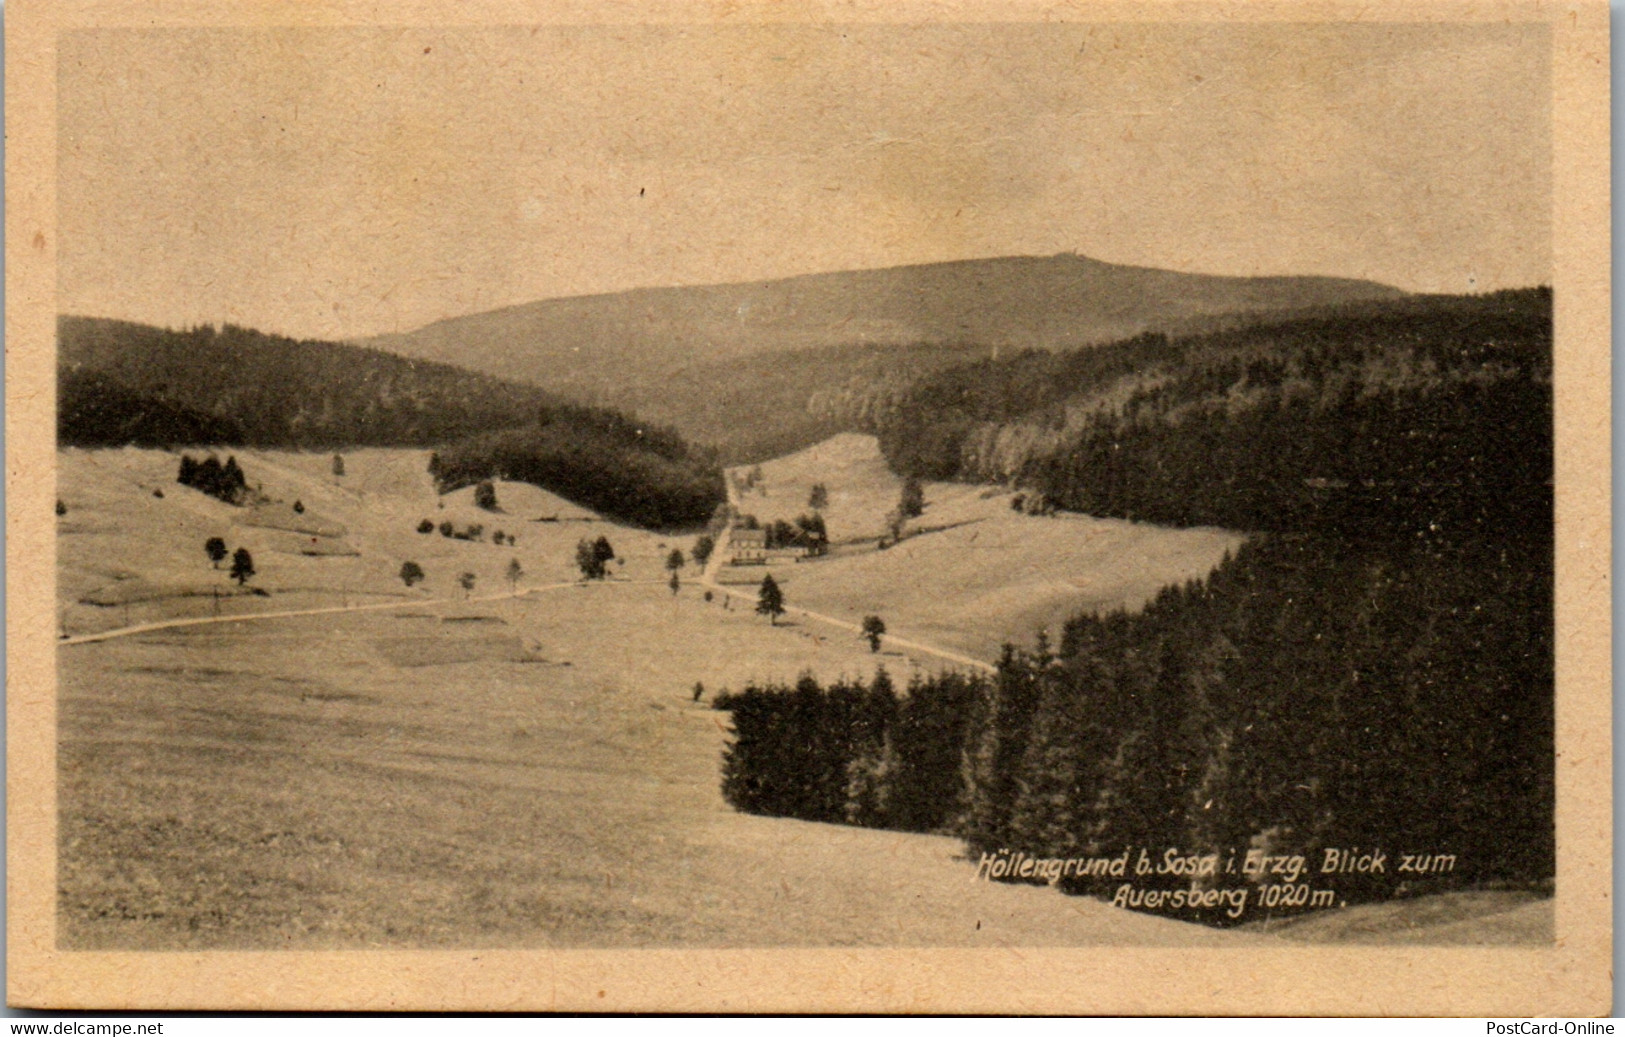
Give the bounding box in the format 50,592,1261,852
55,440,1545,947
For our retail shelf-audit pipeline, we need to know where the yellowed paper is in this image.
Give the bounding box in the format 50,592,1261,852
7,0,1611,1014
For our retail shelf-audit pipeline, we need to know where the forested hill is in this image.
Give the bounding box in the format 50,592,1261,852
58,315,725,528
362,253,1404,463
58,315,563,449
878,289,1552,539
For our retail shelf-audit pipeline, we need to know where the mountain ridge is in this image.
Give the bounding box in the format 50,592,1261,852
357,252,1405,462
359,252,1406,389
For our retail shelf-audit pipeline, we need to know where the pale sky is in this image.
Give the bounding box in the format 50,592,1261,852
57,21,1552,341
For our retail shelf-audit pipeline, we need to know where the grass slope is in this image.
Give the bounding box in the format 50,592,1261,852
720,434,1245,661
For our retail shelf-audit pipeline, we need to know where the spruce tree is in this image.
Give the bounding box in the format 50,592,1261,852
756,574,785,625
229,547,255,586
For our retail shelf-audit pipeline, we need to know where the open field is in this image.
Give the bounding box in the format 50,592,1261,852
721,434,1247,660
56,443,1548,947
60,586,1279,948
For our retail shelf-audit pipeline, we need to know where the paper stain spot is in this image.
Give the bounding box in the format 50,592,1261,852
32,231,45,251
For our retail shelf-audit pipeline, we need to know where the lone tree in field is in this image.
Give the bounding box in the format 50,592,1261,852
474,479,499,512
506,558,524,592
692,534,715,569
899,476,925,519
230,547,256,586
808,482,829,510
458,571,476,599
665,548,685,573
204,537,228,569
56,499,67,517
293,499,305,514
861,615,887,652
399,561,425,588
593,536,616,571
669,570,681,596
756,574,785,626
331,454,346,478
417,519,435,534
439,520,455,537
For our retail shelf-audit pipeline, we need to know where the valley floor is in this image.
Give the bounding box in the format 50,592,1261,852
53,442,1550,948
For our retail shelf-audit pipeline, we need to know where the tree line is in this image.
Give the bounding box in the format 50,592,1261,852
428,420,723,531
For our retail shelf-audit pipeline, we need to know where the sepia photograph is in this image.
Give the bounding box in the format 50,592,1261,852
6,0,1610,1014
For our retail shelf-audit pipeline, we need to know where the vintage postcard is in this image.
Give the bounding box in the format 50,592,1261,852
5,0,1610,1014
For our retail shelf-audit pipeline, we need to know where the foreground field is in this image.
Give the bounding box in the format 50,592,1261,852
60,587,1275,948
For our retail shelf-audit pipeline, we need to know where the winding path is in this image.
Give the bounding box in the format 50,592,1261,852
58,580,584,646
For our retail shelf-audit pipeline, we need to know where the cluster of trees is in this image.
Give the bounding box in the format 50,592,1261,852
774,514,828,553
714,529,1553,921
733,512,828,553
715,668,983,831
575,536,616,580
178,454,250,505
202,537,256,585
398,558,522,593
415,518,517,545
429,417,723,531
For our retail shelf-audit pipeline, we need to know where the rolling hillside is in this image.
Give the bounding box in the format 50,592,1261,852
361,254,1405,462
57,316,725,528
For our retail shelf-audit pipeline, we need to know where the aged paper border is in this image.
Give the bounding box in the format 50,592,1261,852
6,0,1611,1014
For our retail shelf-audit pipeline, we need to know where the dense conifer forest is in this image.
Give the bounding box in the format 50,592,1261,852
716,289,1554,923
427,417,724,531
58,316,562,448
877,289,1550,539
